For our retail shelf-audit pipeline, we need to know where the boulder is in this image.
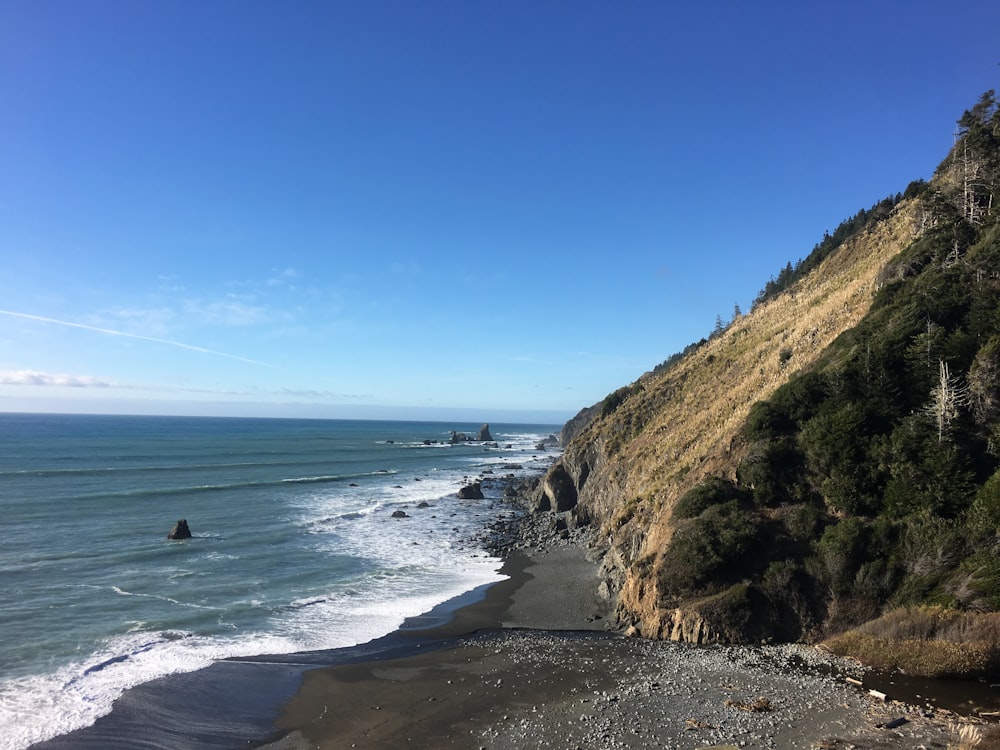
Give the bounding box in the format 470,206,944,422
391,510,409,518
457,482,484,499
541,462,578,512
477,423,494,441
167,519,192,540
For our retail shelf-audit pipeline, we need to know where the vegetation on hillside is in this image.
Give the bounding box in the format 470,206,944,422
651,91,1000,663
751,185,923,310
647,185,924,381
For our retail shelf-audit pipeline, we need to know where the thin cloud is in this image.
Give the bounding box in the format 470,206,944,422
278,388,373,400
0,369,120,388
0,309,273,367
267,267,300,287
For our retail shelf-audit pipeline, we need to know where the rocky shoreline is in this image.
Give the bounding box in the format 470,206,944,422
261,468,987,749
35,461,986,749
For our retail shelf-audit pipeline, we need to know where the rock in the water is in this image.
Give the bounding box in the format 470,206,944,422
457,482,484,499
391,510,409,518
167,519,192,540
477,423,493,441
417,501,431,508
449,430,469,444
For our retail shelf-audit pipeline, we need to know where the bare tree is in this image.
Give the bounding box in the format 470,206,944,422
927,360,967,443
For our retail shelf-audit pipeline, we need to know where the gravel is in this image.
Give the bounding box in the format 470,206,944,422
470,632,959,749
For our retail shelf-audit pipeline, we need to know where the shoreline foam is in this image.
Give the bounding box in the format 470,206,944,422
262,539,970,750
29,486,978,749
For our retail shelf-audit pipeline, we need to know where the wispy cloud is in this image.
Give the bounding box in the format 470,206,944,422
278,388,373,400
182,299,275,327
0,309,273,367
267,267,300,287
0,370,120,388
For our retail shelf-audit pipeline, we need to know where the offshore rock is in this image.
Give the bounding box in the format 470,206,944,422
457,482,484,499
167,519,192,540
477,423,494,441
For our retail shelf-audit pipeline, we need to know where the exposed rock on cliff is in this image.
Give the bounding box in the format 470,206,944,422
533,462,578,513
552,196,927,643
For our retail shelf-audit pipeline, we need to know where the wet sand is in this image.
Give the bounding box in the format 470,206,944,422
30,540,978,749
261,543,967,750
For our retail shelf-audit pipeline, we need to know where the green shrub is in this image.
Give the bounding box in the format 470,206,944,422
743,401,788,442
673,477,746,520
784,503,824,542
737,438,806,506
659,501,760,596
969,470,1000,535
817,518,869,595
600,382,645,421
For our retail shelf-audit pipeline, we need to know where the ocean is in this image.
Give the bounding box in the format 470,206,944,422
0,413,560,749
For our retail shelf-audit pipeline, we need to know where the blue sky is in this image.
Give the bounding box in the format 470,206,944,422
1,1,997,422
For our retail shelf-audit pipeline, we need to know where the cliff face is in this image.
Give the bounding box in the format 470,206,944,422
551,92,1000,644
559,203,919,640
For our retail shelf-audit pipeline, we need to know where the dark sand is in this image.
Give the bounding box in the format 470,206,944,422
30,541,982,749
260,543,973,750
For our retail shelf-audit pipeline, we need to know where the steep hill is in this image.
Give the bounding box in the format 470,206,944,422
550,91,1000,657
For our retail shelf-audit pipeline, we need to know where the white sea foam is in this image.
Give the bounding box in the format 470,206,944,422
0,417,557,750
0,628,300,750
0,553,505,750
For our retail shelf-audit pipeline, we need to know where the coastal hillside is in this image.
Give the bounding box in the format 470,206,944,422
551,91,1000,659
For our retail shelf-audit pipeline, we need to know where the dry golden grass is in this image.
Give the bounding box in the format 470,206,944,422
947,722,1000,750
824,606,1000,677
564,199,924,636
951,722,983,750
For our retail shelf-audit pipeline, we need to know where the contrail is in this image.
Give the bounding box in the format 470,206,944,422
0,309,273,367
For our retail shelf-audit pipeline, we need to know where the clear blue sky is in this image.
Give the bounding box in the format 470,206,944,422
1,1,997,422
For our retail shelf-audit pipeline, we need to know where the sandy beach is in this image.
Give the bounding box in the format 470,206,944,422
28,520,986,749
261,539,970,750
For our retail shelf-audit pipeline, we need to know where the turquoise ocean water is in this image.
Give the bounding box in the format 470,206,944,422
0,413,559,749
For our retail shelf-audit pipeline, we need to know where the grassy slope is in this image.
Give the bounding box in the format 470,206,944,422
566,199,921,639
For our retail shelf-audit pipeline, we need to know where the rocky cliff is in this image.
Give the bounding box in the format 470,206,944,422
546,91,1000,645
561,202,918,639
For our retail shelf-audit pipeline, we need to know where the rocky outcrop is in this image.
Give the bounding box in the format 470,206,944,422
477,423,493,441
167,519,192,540
560,404,601,446
536,462,578,512
457,482,484,499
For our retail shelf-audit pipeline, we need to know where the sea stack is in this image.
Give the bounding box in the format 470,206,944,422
477,423,493,441
167,519,192,540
